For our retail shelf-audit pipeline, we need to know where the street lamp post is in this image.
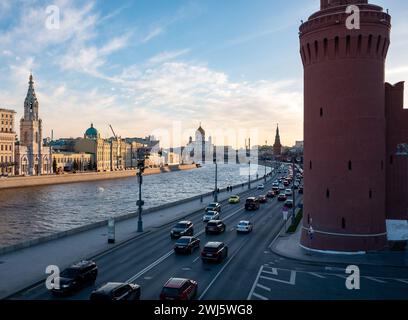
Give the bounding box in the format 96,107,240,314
137,168,143,232
214,157,218,202
248,160,251,190
264,141,267,182
136,148,149,233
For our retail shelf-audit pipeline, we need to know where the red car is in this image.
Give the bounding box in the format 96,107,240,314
160,278,198,300
259,195,268,203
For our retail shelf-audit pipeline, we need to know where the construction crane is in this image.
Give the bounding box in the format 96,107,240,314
109,124,122,170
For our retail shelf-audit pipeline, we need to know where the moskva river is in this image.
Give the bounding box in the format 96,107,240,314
0,164,271,248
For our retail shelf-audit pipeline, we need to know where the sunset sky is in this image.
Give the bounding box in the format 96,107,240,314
0,0,407,148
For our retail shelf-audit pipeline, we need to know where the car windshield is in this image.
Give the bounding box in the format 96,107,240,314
204,246,220,253
162,287,180,297
60,268,80,278
208,203,217,208
239,222,248,226
206,212,216,216
175,238,190,245
175,223,188,229
207,222,217,227
246,199,255,203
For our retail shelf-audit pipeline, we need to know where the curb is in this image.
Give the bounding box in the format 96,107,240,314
269,235,408,269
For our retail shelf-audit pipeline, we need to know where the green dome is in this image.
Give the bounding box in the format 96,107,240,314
85,123,99,139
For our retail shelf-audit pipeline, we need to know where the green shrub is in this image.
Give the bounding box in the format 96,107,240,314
287,210,303,233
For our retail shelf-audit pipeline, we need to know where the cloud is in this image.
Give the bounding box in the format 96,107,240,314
95,61,303,146
0,1,98,53
141,26,164,43
148,49,191,65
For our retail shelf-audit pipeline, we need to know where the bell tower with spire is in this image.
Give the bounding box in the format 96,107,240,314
273,124,282,156
20,73,43,175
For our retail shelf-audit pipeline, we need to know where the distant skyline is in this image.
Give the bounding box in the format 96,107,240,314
0,0,407,148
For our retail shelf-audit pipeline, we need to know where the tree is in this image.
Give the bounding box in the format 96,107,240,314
52,158,57,174
73,159,79,171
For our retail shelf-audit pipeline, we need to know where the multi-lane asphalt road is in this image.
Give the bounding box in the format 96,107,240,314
10,169,408,300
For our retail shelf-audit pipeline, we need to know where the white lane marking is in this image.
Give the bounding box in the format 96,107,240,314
126,207,245,283
262,268,278,276
309,272,326,279
198,240,247,300
396,279,408,285
247,266,264,300
259,270,296,286
365,277,387,284
252,292,268,300
333,274,347,279
256,284,271,292
192,257,200,263
325,267,345,272
126,250,173,283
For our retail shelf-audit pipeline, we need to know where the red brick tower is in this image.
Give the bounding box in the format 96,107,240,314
299,0,391,252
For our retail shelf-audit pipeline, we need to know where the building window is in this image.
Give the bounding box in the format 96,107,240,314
369,189,372,199
310,161,312,170
320,108,323,117
326,189,330,198
348,161,352,171
334,36,339,56
342,218,346,229
367,34,373,54
381,160,384,171
346,35,351,55
390,155,393,165
307,214,311,225
357,34,362,53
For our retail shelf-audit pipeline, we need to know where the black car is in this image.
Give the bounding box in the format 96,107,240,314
201,242,228,263
266,191,275,198
245,197,260,211
174,236,200,254
284,199,294,209
259,195,268,203
205,220,226,235
51,260,98,295
171,221,194,239
90,283,141,301
205,202,221,213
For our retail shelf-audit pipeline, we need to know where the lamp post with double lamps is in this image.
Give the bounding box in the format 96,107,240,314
213,155,218,202
137,147,150,233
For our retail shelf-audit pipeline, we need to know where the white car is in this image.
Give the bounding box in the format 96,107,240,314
203,211,220,222
257,184,265,190
236,221,253,233
285,189,293,197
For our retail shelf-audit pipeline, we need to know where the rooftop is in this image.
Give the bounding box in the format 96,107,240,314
0,108,17,113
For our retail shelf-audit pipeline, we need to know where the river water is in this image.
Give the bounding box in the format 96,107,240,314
0,164,270,248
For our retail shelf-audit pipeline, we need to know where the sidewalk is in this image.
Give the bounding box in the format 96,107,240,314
0,180,263,299
271,223,408,267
